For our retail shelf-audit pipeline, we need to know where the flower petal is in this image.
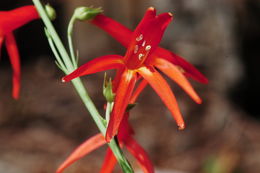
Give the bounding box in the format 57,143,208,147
124,11,173,69
106,70,137,141
130,79,148,104
5,33,20,99
112,67,125,92
0,36,4,56
100,148,117,173
125,136,154,173
90,14,131,47
90,12,207,84
153,47,208,84
56,133,106,173
154,58,202,104
138,66,185,130
62,55,124,82
0,5,39,34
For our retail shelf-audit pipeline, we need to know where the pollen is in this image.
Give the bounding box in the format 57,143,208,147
134,45,139,54
145,45,151,51
138,53,144,60
142,40,146,47
148,7,155,11
136,34,143,41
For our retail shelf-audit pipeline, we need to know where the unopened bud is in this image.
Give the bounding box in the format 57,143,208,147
103,74,115,102
45,4,56,20
74,6,102,21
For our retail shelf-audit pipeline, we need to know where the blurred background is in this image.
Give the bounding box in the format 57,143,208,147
0,0,260,172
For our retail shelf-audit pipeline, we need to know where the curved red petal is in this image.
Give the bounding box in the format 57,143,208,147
99,148,117,173
105,70,137,141
125,136,154,173
91,14,131,47
154,58,202,104
62,55,124,82
124,11,173,69
130,79,148,104
0,36,4,55
112,67,125,92
0,6,39,34
153,47,208,84
5,33,20,99
56,133,106,173
118,113,134,142
138,66,185,130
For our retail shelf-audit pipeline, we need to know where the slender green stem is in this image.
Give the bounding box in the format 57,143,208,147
67,15,78,68
32,0,133,172
105,102,114,121
45,28,67,71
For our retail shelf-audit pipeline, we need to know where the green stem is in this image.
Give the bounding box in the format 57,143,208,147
32,0,133,172
67,15,78,68
105,102,114,121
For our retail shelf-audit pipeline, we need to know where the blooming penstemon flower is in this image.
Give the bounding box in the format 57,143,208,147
56,113,153,173
0,5,39,99
63,7,207,141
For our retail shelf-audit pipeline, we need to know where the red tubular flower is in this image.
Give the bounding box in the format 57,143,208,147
63,7,207,141
90,9,208,84
56,113,154,173
0,5,39,99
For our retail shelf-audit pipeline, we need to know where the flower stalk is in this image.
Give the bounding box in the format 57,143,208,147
32,0,133,172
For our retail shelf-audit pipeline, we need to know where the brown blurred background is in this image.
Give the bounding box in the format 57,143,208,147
0,0,260,173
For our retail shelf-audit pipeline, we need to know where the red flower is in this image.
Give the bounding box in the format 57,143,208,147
90,8,208,84
63,7,207,141
56,113,154,173
0,5,39,99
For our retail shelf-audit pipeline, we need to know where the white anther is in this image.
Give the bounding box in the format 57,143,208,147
145,45,151,51
136,34,143,41
134,45,139,54
138,53,144,60
142,40,146,47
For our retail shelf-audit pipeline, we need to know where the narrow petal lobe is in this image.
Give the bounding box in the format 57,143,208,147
62,55,124,82
100,148,117,173
0,5,39,34
56,133,106,173
5,33,20,99
125,136,154,173
154,57,202,104
106,70,137,141
138,66,185,130
153,47,208,84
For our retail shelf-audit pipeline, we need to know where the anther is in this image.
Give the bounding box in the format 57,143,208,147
142,40,146,47
136,34,143,41
134,45,139,54
145,45,151,51
138,53,144,60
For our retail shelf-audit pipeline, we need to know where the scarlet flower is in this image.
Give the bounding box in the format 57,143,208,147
56,113,154,173
63,7,207,141
0,5,39,99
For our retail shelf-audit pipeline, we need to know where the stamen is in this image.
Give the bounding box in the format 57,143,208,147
136,34,143,41
145,45,151,51
134,45,139,54
138,53,144,60
142,40,146,47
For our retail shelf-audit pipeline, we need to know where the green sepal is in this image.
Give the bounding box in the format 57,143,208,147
103,73,115,102
74,6,102,21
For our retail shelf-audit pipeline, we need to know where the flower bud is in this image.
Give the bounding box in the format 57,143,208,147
45,4,56,20
73,7,102,21
103,75,115,102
